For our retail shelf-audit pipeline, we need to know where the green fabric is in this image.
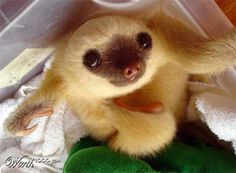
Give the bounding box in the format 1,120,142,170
146,142,236,173
63,138,236,173
64,138,157,173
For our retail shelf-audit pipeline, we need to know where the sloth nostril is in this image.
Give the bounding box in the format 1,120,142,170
136,64,140,71
127,69,133,75
123,63,141,79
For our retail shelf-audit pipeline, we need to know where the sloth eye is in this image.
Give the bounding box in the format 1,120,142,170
83,49,101,68
137,32,152,49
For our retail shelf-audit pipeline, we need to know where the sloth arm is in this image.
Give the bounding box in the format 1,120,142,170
146,14,236,74
106,104,176,157
4,69,63,136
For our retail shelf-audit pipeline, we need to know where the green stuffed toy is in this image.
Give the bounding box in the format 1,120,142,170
63,138,236,173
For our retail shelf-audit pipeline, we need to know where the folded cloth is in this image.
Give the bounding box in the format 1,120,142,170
189,67,236,154
0,58,86,172
63,138,236,173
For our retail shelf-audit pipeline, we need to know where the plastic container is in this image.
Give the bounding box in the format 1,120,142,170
0,0,98,100
0,0,234,101
92,0,234,38
92,0,159,13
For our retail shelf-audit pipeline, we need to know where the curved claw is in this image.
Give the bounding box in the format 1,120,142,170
31,107,54,119
15,124,38,137
114,98,163,113
16,107,54,136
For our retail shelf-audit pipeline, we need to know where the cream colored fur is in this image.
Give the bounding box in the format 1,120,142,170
4,14,236,157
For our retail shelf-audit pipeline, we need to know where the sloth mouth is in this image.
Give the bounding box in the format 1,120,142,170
110,70,145,87
110,60,146,87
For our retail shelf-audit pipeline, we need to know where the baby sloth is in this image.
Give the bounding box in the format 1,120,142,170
4,14,236,156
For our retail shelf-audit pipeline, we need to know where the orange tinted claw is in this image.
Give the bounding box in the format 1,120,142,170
133,102,163,113
31,107,54,119
114,98,163,113
16,107,54,136
15,124,38,137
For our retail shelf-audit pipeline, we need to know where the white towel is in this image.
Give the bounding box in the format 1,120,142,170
189,67,236,154
0,58,86,173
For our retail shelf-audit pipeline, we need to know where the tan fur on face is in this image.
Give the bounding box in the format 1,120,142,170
53,16,167,99
4,14,236,157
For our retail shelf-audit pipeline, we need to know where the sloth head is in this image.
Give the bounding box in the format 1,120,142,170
61,15,165,98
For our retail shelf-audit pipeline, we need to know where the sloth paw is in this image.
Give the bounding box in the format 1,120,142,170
4,107,53,137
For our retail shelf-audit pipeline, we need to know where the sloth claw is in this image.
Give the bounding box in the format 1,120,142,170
5,107,53,137
15,124,38,137
31,108,54,119
114,98,163,113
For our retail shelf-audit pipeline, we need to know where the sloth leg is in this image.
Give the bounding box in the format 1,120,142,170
107,107,176,156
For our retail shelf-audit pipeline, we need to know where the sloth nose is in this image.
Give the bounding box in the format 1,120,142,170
123,63,141,80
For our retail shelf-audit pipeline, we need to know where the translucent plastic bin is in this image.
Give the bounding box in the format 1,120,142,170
93,0,233,37
0,0,98,100
0,0,233,101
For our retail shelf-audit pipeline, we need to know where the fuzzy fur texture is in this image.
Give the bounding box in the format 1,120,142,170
4,14,236,156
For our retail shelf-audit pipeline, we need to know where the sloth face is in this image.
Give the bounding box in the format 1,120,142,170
64,16,163,98
83,32,151,87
